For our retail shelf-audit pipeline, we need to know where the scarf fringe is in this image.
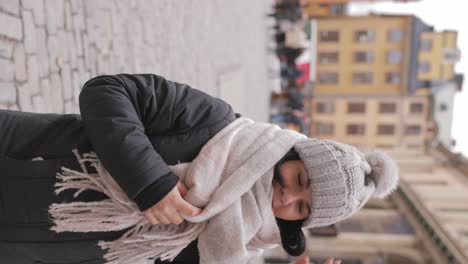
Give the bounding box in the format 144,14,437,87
49,149,203,263
49,149,141,233
99,221,206,263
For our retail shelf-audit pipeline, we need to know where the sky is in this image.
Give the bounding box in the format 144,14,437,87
348,0,468,157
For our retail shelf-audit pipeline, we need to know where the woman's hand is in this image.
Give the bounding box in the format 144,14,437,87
291,256,309,264
290,256,341,264
143,181,201,225
324,257,341,264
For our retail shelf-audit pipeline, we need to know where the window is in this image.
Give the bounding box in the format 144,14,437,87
442,48,461,64
354,51,374,63
319,52,339,64
377,124,395,135
318,72,338,84
379,103,396,113
376,144,393,149
440,103,447,111
406,144,422,149
353,72,373,84
419,61,430,73
331,3,346,15
316,102,335,114
320,31,339,42
315,122,334,135
388,29,404,42
405,125,421,136
387,50,402,64
410,103,424,113
347,102,366,113
420,39,432,51
347,124,365,135
354,30,375,43
385,72,401,85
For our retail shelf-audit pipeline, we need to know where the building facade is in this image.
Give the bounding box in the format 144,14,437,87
265,10,467,264
313,15,423,95
309,92,432,151
307,15,460,151
311,15,460,95
300,0,420,18
418,31,460,84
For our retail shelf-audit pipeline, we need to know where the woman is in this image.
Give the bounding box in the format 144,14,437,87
0,73,398,264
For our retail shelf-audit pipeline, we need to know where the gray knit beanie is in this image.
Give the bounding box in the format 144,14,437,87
293,138,399,229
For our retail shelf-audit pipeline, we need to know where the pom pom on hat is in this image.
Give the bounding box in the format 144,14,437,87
364,150,399,198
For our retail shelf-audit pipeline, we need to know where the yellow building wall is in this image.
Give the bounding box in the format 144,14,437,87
315,16,412,95
302,0,419,3
309,95,429,150
442,31,458,80
303,3,331,17
418,31,458,81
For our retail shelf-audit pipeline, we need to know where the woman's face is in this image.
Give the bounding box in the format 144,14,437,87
272,160,312,220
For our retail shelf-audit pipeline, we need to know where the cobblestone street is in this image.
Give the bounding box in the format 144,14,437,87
0,0,274,121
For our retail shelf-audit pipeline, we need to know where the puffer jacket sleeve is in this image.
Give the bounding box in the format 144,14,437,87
78,73,233,211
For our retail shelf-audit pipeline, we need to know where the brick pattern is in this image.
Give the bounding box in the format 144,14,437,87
0,0,274,122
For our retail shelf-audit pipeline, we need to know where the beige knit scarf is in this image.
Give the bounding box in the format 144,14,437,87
48,117,307,264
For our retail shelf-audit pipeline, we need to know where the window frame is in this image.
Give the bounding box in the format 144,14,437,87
419,61,431,73
405,124,422,136
320,30,340,42
377,124,396,136
409,102,424,114
346,123,366,135
352,72,374,85
347,102,366,113
387,28,404,43
315,122,335,136
316,101,335,114
354,50,374,64
386,49,403,64
379,102,397,114
385,72,401,85
318,72,339,85
319,51,339,64
420,39,433,52
354,29,376,43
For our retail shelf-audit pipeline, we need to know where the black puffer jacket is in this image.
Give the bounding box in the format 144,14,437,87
0,73,237,264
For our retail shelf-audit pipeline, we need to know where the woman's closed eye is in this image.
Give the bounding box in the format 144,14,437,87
298,172,310,188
